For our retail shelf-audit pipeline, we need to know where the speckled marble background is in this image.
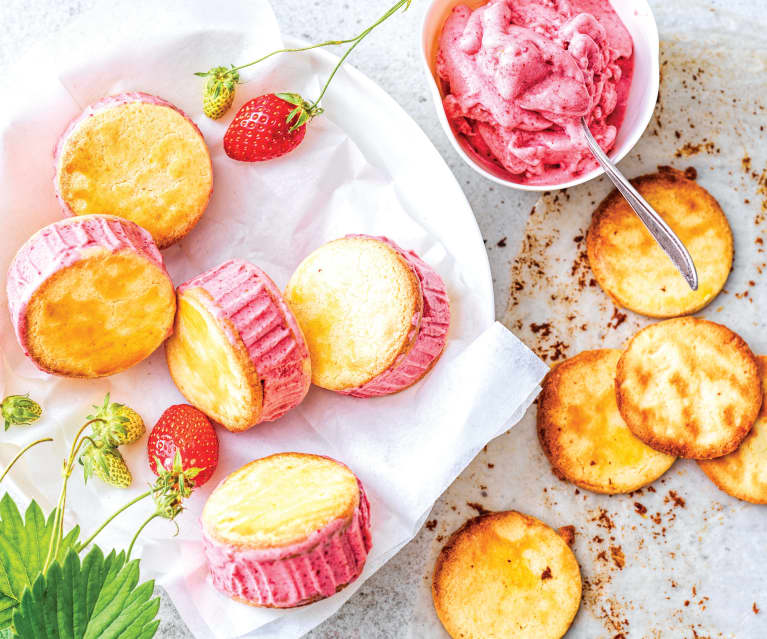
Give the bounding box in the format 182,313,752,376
1,1,763,637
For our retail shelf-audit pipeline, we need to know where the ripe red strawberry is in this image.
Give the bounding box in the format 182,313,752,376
223,92,322,162
147,405,219,487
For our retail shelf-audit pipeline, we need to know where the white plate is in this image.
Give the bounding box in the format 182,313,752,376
0,4,544,638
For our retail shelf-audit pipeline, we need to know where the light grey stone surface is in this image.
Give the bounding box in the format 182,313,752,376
1,1,762,638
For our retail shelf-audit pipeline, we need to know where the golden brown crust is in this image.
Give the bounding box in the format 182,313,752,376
202,453,359,550
587,169,732,318
284,237,422,390
538,349,676,494
25,248,175,378
616,318,762,459
432,511,581,639
57,101,213,248
698,355,767,503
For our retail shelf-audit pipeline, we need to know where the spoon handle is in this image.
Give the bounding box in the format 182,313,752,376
580,118,699,291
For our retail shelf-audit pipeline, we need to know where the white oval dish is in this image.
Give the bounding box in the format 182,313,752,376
420,0,660,192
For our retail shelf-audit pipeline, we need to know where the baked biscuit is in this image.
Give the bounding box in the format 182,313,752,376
6,215,175,378
616,318,761,459
698,355,767,503
285,236,426,391
587,169,732,318
432,511,581,639
201,453,372,608
538,349,676,493
166,259,311,432
55,92,213,248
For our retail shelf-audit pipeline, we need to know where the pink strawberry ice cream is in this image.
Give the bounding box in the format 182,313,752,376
437,0,634,185
341,235,450,398
202,479,372,608
178,259,311,422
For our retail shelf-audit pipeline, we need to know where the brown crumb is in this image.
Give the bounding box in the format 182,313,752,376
425,519,437,531
684,166,698,180
610,546,625,569
557,525,576,546
466,502,490,516
754,602,760,614
496,236,507,248
666,491,686,508
541,566,553,580
634,502,648,515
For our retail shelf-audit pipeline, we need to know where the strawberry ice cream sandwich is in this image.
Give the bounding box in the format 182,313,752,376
54,92,213,248
284,235,450,396
6,214,176,378
165,259,311,432
202,453,372,608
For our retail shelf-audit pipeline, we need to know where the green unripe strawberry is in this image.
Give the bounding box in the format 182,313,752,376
1,394,42,431
196,66,239,119
89,394,145,447
80,444,132,488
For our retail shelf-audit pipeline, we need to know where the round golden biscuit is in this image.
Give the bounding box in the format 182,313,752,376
616,318,762,459
432,511,581,639
587,169,732,318
55,94,213,248
698,355,767,503
284,236,422,391
538,349,676,494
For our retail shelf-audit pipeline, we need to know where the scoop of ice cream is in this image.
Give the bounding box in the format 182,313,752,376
437,0,633,185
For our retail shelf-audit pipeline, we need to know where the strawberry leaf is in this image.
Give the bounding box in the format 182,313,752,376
11,546,160,639
0,495,80,631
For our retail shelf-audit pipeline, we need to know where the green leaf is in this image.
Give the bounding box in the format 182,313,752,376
11,547,159,639
0,494,79,631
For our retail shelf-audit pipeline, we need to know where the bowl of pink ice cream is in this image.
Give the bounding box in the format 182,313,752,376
421,0,659,190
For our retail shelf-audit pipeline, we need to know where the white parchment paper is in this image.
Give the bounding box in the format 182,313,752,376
0,1,548,638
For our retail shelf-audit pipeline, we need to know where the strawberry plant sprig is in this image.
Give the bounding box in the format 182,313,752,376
196,0,411,122
0,394,203,638
197,0,412,161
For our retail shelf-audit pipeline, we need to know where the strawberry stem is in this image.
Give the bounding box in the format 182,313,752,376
75,487,157,553
0,437,53,484
311,0,410,107
127,512,162,561
44,418,104,571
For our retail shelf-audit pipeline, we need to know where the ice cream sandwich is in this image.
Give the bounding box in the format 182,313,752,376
6,214,176,378
201,453,372,608
166,259,311,431
54,92,213,248
284,235,450,396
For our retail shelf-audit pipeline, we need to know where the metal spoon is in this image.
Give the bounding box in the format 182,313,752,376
580,117,698,291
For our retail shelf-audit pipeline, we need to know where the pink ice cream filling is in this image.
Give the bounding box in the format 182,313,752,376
53,91,210,218
437,0,634,185
178,259,311,423
6,215,169,372
340,235,450,398
202,480,372,608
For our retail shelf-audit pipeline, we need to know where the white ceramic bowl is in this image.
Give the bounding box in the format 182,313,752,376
420,0,660,192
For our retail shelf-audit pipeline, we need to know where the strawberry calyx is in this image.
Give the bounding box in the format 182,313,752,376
195,65,240,98
151,450,201,520
275,92,323,132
